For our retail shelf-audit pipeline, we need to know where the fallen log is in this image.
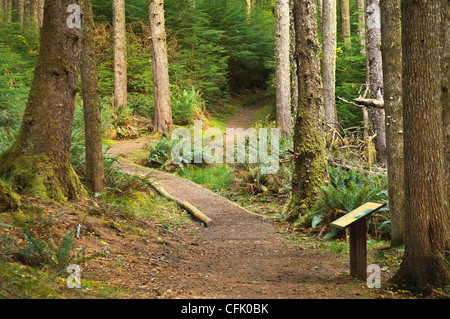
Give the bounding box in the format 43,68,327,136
149,180,215,227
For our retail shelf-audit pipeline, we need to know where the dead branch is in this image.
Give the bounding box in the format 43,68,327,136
337,96,384,109
353,97,384,108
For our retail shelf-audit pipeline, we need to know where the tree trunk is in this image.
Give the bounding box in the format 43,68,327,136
275,0,292,135
149,0,173,132
113,0,127,110
380,0,404,247
284,0,327,223
391,0,450,293
81,0,106,194
290,0,299,119
246,0,251,17
339,0,351,44
365,0,386,166
16,0,24,27
0,0,87,201
30,0,38,29
322,0,338,131
357,0,365,54
441,0,449,212
5,0,11,23
38,0,44,29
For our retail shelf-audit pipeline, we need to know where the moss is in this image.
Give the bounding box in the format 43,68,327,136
0,261,64,298
0,179,21,212
0,148,87,202
284,103,327,223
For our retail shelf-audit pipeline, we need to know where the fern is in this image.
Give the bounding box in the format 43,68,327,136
310,166,389,238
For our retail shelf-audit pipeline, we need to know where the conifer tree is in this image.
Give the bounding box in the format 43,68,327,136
149,0,173,132
275,0,292,134
113,0,127,109
284,0,327,223
0,0,87,200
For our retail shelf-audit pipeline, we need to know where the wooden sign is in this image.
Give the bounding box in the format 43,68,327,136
330,201,386,280
330,202,386,229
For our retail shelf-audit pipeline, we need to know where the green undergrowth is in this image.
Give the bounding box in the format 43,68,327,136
0,157,195,298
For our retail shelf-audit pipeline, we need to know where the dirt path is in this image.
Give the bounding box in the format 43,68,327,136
106,101,371,299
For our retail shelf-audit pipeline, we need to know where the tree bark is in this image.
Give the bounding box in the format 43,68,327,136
113,0,128,109
365,0,386,166
149,0,173,132
357,0,365,53
441,0,449,213
339,0,351,44
284,0,327,223
391,0,450,293
30,0,39,29
5,0,11,23
322,0,338,131
275,0,292,135
81,0,106,194
0,0,87,201
16,0,24,28
38,0,44,29
380,0,404,247
290,0,299,119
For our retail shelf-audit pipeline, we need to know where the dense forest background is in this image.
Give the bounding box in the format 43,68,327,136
0,0,367,148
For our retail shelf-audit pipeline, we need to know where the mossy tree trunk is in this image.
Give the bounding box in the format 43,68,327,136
0,0,87,201
390,0,450,293
81,0,106,194
380,0,404,246
284,0,327,223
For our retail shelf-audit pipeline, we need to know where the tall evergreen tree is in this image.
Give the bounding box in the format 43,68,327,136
113,0,127,109
149,0,173,132
391,0,450,293
339,0,350,44
380,0,404,247
81,0,106,194
284,0,327,223
442,0,449,208
365,0,386,166
275,0,292,134
322,0,338,131
0,0,87,200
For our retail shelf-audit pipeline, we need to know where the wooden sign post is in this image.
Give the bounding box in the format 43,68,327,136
330,202,386,280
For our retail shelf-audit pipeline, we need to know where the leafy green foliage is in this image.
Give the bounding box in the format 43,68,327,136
1,208,102,275
335,40,367,129
309,165,389,238
0,21,39,153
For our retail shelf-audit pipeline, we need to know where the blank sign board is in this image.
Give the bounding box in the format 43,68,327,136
330,202,386,229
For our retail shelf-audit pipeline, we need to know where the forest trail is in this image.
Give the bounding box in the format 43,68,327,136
106,101,370,298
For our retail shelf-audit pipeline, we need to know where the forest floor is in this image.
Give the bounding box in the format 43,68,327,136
101,100,402,299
